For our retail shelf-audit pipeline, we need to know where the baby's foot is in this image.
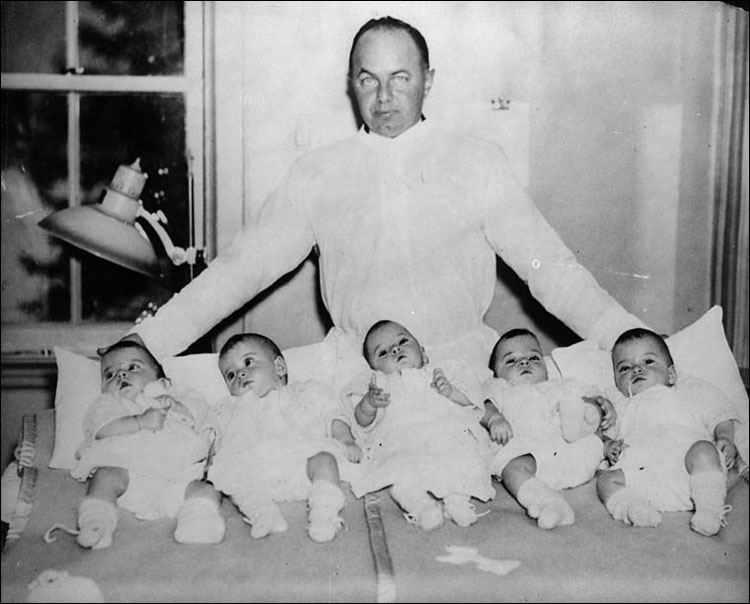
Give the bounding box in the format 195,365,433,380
244,503,288,539
443,494,478,527
77,498,118,550
406,500,444,531
691,505,731,537
174,497,225,544
536,497,575,530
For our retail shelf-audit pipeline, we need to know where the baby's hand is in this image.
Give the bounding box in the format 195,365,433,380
716,437,737,470
367,374,391,408
583,395,616,431
487,414,513,445
604,438,627,465
137,407,168,432
342,441,363,464
430,368,454,398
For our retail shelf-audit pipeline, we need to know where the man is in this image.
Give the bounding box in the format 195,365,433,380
124,16,644,386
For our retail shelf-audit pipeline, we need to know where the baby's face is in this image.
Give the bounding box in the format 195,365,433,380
612,338,675,397
365,322,425,374
219,341,284,397
101,347,160,398
492,335,548,385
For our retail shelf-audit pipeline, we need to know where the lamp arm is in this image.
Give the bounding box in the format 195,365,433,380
136,206,198,266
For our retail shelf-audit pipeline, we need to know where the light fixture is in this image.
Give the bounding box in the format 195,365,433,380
38,158,200,280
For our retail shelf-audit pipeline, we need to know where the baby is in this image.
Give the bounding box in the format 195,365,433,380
62,340,222,549
341,319,494,530
208,333,361,542
481,328,613,529
596,327,740,536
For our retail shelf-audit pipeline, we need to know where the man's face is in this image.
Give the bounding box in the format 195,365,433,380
350,28,434,138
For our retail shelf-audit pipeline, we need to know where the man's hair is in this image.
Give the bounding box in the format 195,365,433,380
99,339,165,378
612,327,674,365
348,16,430,77
489,328,540,370
219,333,284,363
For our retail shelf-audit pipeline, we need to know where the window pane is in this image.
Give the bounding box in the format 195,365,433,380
1,91,70,322
79,1,184,76
1,1,67,74
79,93,189,321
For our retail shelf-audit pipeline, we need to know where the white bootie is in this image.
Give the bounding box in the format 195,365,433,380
76,498,118,550
605,487,661,527
516,478,575,529
690,471,730,536
443,493,478,527
174,495,225,544
234,493,288,539
307,480,346,543
390,484,443,531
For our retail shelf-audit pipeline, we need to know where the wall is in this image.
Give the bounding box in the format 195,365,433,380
213,1,722,353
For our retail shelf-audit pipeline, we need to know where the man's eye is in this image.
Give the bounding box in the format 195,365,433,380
359,76,376,87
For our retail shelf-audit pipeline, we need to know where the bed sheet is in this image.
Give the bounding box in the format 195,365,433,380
1,409,748,603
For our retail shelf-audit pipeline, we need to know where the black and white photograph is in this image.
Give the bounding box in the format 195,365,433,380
1,2,748,602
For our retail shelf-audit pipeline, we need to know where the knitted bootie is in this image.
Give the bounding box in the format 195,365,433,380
605,487,661,527
234,493,288,539
443,493,478,527
307,480,346,543
689,471,730,537
174,496,226,544
390,485,443,531
516,477,575,529
77,498,118,550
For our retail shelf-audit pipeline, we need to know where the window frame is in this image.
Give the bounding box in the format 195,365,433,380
1,1,211,356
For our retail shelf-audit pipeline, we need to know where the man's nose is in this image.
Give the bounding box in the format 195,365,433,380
376,82,392,103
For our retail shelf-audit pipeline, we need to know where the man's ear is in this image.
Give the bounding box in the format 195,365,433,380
275,356,288,380
423,68,435,98
667,365,677,386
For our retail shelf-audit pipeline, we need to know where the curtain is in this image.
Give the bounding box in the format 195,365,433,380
711,4,749,386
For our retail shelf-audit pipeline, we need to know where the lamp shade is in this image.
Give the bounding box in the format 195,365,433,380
38,158,161,278
38,204,161,278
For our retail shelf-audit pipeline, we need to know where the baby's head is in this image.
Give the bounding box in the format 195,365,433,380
490,328,548,385
363,320,427,374
218,333,288,397
99,340,164,398
611,328,676,397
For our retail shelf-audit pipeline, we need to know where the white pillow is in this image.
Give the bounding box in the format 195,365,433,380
48,342,333,470
551,305,749,464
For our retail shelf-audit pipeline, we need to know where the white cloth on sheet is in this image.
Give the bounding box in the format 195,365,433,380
70,384,214,519
604,377,739,511
340,366,495,501
208,380,360,502
482,378,605,490
132,119,644,367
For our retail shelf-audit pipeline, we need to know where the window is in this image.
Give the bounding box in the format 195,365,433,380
1,1,208,354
